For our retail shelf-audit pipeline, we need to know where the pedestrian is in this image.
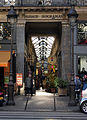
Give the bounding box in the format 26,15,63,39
25,66,33,96
28,66,33,96
82,74,87,87
80,67,87,77
25,77,31,96
74,75,81,101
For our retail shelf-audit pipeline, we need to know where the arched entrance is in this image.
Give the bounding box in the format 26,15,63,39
22,21,70,111
15,7,71,111
25,22,61,92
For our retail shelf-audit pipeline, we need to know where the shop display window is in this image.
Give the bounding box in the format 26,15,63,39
0,23,11,40
78,56,87,74
77,23,87,44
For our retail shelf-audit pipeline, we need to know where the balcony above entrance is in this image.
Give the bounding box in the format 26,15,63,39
0,0,87,7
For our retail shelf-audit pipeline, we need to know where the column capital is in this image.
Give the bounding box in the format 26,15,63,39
62,21,69,27
17,20,26,26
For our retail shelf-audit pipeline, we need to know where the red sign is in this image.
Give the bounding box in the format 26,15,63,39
16,73,23,86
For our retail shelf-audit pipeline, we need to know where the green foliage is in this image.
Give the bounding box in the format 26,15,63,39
48,73,56,88
47,73,68,89
55,77,69,88
54,77,59,88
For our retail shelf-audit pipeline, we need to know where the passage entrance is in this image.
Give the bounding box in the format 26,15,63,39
24,22,63,111
25,22,61,90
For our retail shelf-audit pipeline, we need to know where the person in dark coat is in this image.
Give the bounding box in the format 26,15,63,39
25,67,33,96
80,67,87,77
74,75,81,100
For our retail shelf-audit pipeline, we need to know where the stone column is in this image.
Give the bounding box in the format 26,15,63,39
74,25,78,75
61,22,71,81
16,22,25,94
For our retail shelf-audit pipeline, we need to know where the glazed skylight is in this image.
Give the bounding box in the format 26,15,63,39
32,36,55,61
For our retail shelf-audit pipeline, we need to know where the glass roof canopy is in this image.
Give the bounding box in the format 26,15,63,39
32,36,55,61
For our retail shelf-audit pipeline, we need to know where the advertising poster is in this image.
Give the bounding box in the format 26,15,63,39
4,66,10,87
16,73,23,86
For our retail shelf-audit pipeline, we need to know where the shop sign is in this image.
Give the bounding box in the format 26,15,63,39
16,73,23,86
25,14,63,20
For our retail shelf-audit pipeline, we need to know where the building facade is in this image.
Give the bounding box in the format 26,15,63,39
0,0,87,94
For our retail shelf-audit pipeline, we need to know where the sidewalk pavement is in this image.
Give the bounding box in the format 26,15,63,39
0,90,80,112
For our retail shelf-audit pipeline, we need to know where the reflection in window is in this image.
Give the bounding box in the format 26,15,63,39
44,0,52,6
78,23,87,44
0,23,11,40
38,0,52,6
78,56,87,75
38,0,43,6
0,24,3,39
5,0,15,5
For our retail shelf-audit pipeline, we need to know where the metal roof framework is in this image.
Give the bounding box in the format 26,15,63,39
31,36,55,61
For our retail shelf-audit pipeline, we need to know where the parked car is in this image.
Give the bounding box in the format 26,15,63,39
80,83,87,113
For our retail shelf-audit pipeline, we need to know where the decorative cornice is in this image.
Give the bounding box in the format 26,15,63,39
0,6,69,12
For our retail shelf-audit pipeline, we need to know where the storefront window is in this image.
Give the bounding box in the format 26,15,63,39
0,23,11,40
77,23,87,44
78,56,87,75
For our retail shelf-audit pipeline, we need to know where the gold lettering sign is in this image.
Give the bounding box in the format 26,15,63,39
25,14,63,19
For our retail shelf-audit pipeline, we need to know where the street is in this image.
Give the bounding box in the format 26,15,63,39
0,111,86,120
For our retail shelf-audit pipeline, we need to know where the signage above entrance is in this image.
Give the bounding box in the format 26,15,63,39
25,14,63,20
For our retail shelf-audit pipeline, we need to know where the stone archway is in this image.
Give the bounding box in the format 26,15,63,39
15,7,71,94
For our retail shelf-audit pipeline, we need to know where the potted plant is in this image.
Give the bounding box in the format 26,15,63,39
47,73,56,93
55,77,69,96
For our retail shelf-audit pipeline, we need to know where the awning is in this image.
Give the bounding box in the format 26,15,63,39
0,51,10,67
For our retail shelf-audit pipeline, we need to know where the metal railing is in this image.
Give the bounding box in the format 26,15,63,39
0,0,87,6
